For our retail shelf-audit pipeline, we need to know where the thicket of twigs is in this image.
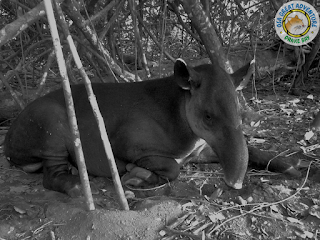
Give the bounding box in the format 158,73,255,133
0,0,319,99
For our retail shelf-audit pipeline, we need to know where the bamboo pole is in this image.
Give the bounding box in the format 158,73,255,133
43,0,95,211
54,1,129,210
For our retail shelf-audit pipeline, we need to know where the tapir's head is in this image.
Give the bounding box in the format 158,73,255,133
175,59,251,189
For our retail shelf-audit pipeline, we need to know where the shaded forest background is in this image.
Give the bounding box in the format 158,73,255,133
0,0,320,120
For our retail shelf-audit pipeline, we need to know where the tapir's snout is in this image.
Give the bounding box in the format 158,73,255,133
224,177,244,189
214,127,248,190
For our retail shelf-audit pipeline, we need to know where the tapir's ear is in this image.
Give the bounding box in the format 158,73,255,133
231,59,255,90
174,58,201,90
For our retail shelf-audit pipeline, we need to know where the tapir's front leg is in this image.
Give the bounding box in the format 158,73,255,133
121,156,180,187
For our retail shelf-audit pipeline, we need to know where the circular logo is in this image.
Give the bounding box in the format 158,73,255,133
275,1,319,46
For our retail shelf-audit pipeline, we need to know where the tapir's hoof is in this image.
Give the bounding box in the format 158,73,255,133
122,164,155,187
229,182,243,190
123,176,144,187
89,182,100,195
64,182,99,198
66,184,82,198
224,177,243,190
125,164,153,179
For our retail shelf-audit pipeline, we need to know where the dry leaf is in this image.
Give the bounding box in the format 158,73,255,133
208,212,225,222
13,206,26,214
271,185,292,195
249,137,266,144
295,229,314,239
268,211,284,220
251,120,261,127
304,131,314,141
280,107,294,116
286,217,303,225
308,205,320,219
270,205,279,213
306,94,314,100
289,99,300,105
236,196,247,205
301,144,320,153
296,109,306,115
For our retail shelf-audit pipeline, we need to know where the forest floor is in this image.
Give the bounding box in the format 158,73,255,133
0,69,320,240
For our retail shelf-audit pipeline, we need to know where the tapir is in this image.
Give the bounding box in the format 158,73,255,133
4,59,250,197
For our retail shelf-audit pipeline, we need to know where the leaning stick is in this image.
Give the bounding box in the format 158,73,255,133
54,1,129,210
43,0,95,210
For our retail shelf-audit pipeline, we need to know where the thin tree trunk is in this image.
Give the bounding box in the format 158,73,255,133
182,0,233,73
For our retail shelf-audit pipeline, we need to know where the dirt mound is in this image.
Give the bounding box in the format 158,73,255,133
55,200,182,240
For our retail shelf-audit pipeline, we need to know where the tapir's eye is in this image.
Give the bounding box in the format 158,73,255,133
204,111,213,124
